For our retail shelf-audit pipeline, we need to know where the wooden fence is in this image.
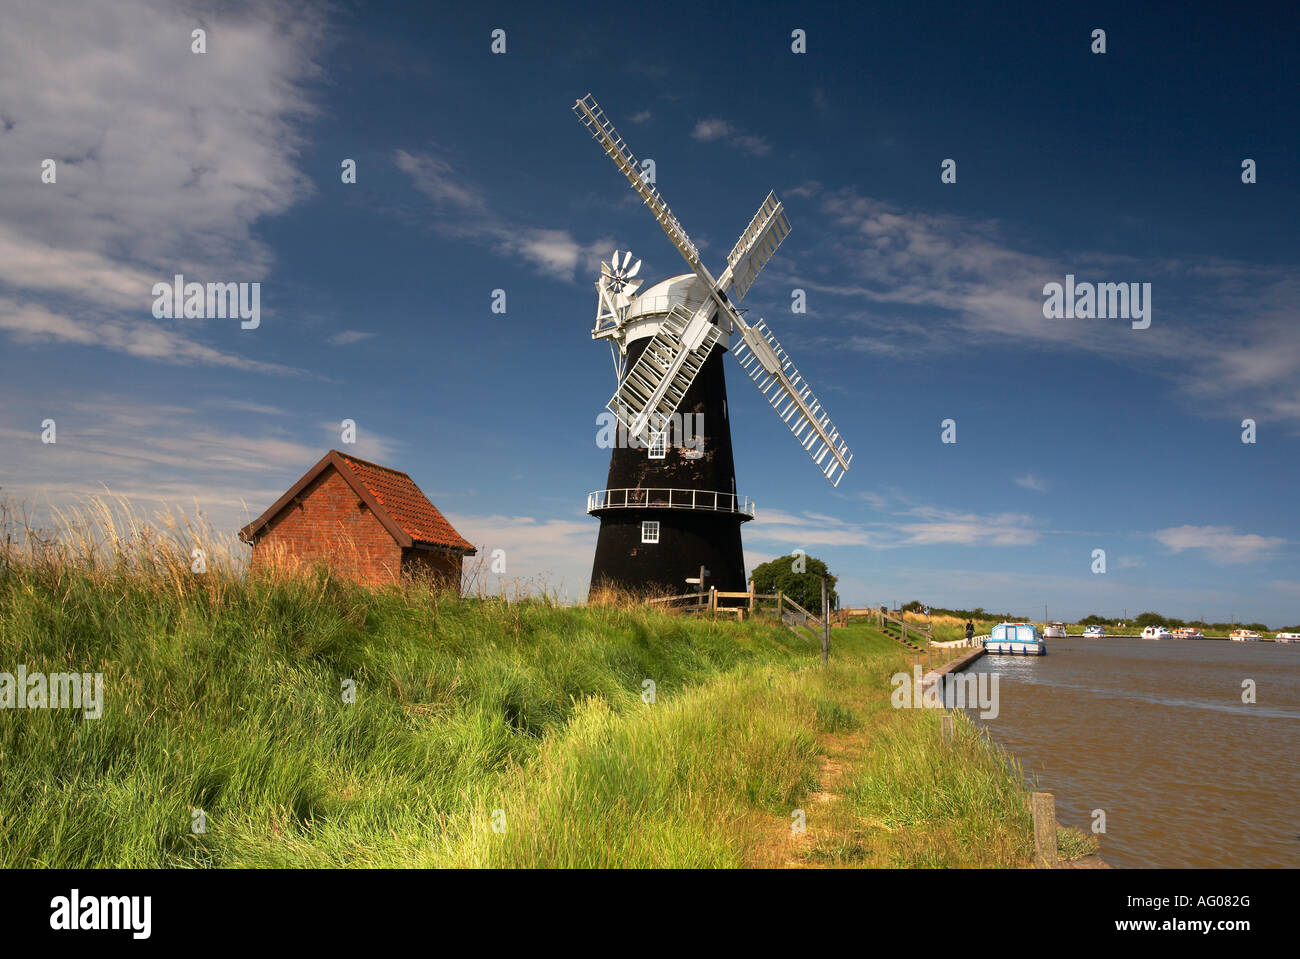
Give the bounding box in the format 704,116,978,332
836,607,934,650
646,584,825,639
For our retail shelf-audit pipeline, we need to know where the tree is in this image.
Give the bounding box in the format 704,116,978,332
750,555,838,611
1134,611,1166,628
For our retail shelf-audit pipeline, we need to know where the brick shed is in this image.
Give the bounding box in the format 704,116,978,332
239,450,476,590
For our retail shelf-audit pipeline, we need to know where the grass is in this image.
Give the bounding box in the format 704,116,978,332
0,497,1095,867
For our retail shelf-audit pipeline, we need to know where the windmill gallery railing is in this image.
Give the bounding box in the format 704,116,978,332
586,488,756,518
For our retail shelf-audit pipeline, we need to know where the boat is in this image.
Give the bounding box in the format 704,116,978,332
1042,622,1068,639
1141,625,1173,640
1083,625,1106,638
1275,632,1300,643
1172,627,1204,639
984,622,1047,655
1230,629,1261,642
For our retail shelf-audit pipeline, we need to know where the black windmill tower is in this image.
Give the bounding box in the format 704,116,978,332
574,95,854,597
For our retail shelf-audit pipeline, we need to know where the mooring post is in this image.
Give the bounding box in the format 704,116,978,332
777,591,784,618
941,714,954,742
709,586,717,614
1031,792,1059,867
748,579,755,613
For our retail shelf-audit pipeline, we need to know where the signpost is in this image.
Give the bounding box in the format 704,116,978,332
686,565,710,606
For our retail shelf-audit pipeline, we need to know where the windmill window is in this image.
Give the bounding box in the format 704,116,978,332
641,521,660,544
647,431,667,459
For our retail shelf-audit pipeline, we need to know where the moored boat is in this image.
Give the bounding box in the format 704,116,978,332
1230,629,1261,642
1042,621,1068,639
984,622,1047,655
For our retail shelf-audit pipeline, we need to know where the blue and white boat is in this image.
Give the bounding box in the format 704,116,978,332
984,622,1047,656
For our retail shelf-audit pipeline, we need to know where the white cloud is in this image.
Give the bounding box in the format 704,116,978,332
328,330,375,346
797,188,1300,422
1015,472,1048,492
443,512,596,599
745,501,1043,550
0,0,326,372
1153,525,1284,564
690,118,770,156
896,508,1041,547
0,297,305,377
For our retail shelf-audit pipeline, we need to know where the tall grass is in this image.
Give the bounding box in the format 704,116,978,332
0,497,1081,867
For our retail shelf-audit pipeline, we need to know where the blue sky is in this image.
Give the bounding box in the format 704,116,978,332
2,1,1297,623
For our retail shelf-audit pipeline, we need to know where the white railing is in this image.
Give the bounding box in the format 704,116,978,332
587,488,755,518
931,634,991,649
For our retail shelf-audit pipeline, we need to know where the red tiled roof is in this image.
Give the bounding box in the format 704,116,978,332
240,450,475,554
337,453,475,552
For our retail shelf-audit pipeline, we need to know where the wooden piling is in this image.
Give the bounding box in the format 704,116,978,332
1030,792,1059,867
941,714,954,742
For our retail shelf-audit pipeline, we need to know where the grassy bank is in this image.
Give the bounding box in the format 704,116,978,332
0,506,1093,867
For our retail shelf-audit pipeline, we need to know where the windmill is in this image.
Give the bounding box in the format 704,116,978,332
575,94,852,596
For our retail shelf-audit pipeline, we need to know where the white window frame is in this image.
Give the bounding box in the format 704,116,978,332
647,430,667,459
641,520,660,544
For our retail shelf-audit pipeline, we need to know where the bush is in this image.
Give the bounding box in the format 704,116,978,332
750,555,837,611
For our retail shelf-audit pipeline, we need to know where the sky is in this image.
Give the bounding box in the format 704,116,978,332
1,0,1297,624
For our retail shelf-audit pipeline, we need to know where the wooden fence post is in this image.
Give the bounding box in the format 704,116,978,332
748,579,755,613
941,714,954,742
777,591,784,618
1030,792,1059,867
709,586,717,614
821,577,830,666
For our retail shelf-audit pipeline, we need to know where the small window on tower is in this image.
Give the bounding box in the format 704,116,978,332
641,520,660,544
648,431,667,459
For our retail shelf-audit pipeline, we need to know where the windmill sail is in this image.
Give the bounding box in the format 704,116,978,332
573,95,701,269
730,318,854,487
726,192,791,303
575,93,852,488
608,305,720,442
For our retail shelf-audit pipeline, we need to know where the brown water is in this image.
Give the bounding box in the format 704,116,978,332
960,638,1300,868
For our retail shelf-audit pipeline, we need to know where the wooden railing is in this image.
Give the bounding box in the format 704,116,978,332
645,585,824,639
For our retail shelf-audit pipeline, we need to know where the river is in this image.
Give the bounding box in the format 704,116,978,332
960,637,1300,868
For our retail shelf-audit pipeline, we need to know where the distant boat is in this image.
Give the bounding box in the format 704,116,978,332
1141,625,1173,640
1083,625,1106,638
1172,627,1204,639
1230,629,1261,642
1275,632,1300,643
1043,622,1068,639
984,622,1047,655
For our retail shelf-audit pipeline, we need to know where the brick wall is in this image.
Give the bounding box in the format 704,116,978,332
250,466,403,585
401,548,463,592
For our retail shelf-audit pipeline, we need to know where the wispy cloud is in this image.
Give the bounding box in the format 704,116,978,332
328,330,375,346
395,149,607,278
0,392,408,540
792,188,1300,422
745,503,1043,550
0,297,306,377
690,118,771,156
442,512,595,598
1015,472,1048,492
1153,525,1285,564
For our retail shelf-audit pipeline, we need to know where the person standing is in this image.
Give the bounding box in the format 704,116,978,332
965,620,975,643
